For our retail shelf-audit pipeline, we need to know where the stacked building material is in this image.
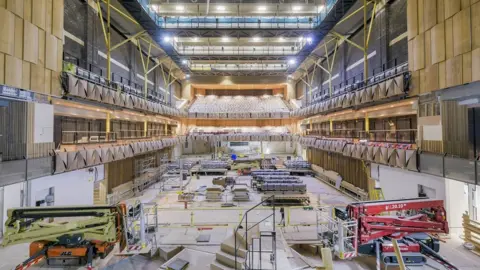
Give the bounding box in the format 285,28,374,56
200,160,230,169
284,160,311,169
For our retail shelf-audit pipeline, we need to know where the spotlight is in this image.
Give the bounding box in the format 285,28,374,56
192,37,199,42
253,37,261,42
288,59,296,65
221,36,229,42
176,5,184,11
163,36,171,42
258,6,267,11
306,36,313,43
186,74,190,79
217,6,225,11
293,6,302,11
182,59,187,64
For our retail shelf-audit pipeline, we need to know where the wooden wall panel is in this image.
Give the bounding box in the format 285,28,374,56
44,69,51,95
424,0,437,31
473,47,480,81
463,52,472,83
418,0,425,33
445,17,454,59
56,37,62,72
22,61,30,89
0,7,15,56
431,23,446,64
473,2,480,50
446,55,463,87
409,70,420,96
413,33,425,70
23,20,38,64
45,33,57,71
0,53,4,84
407,0,418,40
445,0,461,19
307,148,368,191
45,0,52,34
6,0,23,17
14,16,23,59
421,140,444,153
5,55,22,88
31,63,45,93
461,0,471,9
438,61,447,88
437,0,445,22
38,29,45,66
442,101,469,158
0,0,4,8
32,0,46,30
408,39,415,71
52,0,63,39
51,71,62,96
425,29,432,66
453,8,472,57
418,69,426,94
425,64,439,92
23,0,31,22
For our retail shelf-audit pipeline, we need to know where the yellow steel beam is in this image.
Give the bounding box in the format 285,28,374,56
139,36,163,53
100,0,139,26
324,43,331,71
137,41,147,73
336,1,373,26
146,62,161,75
110,30,145,51
96,1,108,48
330,41,339,73
107,0,111,81
363,0,368,81
392,239,407,270
366,2,377,50
331,31,365,52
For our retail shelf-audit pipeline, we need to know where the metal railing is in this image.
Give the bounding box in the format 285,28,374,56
305,129,417,143
61,131,117,144
234,195,276,270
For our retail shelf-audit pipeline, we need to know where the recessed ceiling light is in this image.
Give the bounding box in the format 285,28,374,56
293,6,302,11
217,6,225,11
258,6,267,11
176,5,184,11
221,36,229,42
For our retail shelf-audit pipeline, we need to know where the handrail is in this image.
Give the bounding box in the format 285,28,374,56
234,195,275,269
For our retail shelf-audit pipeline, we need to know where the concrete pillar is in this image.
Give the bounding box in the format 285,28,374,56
286,80,296,100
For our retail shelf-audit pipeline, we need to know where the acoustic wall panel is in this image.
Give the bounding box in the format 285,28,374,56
14,16,23,59
473,2,480,50
45,33,57,71
0,53,4,84
0,7,15,56
424,0,437,31
413,33,425,71
445,18,454,59
407,0,418,40
23,20,38,64
453,8,471,56
5,55,22,88
473,48,480,81
445,0,461,19
431,23,446,64
425,64,439,92
446,55,463,87
32,0,45,30
463,51,472,83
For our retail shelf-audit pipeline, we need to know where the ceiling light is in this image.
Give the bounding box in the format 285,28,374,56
293,6,302,11
317,5,325,13
217,6,225,11
288,59,296,65
186,74,190,79
192,37,199,41
176,5,184,11
278,37,285,42
173,36,178,42
306,36,313,43
182,59,187,64
253,37,261,42
221,36,229,42
298,36,304,42
163,36,171,42
258,6,267,11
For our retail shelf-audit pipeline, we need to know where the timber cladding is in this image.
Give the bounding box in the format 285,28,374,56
307,148,368,191
0,0,64,96
407,0,480,94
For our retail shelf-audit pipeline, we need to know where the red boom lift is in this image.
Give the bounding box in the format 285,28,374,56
318,198,458,269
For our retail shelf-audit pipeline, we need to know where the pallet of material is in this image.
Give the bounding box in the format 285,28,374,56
261,194,310,206
205,186,224,201
178,192,195,202
232,187,250,201
340,181,368,201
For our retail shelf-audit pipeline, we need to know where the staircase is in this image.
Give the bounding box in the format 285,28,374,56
210,229,249,270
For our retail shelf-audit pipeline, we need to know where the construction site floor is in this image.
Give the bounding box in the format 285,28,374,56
1,172,480,269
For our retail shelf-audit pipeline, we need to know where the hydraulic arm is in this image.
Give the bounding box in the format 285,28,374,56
2,205,126,270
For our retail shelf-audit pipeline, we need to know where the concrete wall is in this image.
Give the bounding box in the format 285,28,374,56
372,164,470,234
28,165,104,207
